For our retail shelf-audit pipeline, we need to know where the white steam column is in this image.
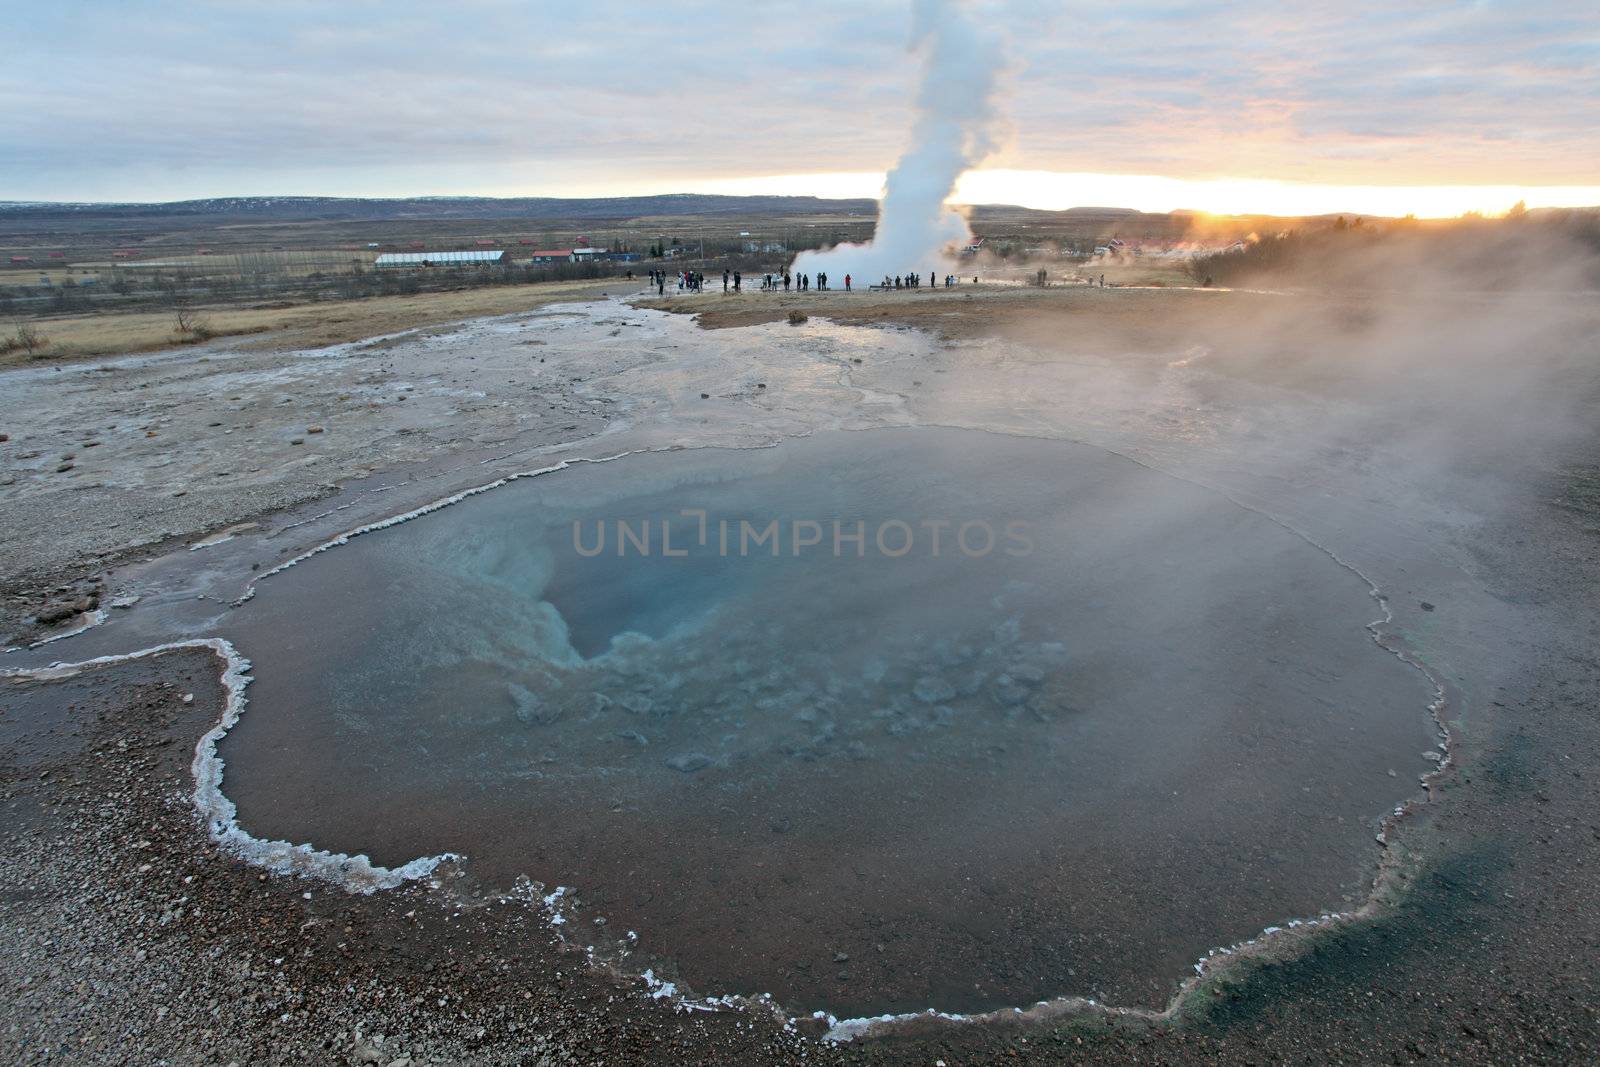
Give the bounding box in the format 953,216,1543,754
791,0,1001,284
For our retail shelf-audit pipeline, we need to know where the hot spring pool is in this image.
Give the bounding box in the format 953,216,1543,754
218,427,1437,1016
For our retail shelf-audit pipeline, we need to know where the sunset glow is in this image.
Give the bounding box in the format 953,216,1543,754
692,170,1600,219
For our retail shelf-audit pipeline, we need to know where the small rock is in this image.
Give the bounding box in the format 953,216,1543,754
1420,601,1435,612
507,682,543,725
307,426,325,434
666,752,713,773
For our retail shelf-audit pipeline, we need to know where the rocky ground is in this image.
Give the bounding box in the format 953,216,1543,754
0,296,648,646
3,284,1599,1063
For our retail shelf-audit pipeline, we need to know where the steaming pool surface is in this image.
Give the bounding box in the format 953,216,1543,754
220,427,1437,1016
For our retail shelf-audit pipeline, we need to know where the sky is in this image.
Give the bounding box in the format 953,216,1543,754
4,1,1598,216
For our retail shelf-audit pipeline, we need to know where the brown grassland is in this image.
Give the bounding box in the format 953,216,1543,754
1,278,624,367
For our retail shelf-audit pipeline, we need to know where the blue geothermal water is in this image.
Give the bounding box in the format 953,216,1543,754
219,427,1437,1016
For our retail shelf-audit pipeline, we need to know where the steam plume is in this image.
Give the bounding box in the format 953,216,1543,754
791,0,1001,282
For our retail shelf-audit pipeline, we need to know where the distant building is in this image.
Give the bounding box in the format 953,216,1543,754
529,249,572,264
605,252,642,262
373,250,507,269
570,247,609,262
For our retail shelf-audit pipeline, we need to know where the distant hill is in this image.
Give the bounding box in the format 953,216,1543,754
0,194,882,222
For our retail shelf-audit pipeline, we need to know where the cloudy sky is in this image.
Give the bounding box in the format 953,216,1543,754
5,1,1598,214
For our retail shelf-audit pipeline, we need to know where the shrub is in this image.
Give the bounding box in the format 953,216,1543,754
1,320,47,358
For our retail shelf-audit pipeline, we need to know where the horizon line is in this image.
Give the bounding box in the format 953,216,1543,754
6,189,1600,223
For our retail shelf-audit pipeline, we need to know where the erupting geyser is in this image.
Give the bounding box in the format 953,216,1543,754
791,0,1001,282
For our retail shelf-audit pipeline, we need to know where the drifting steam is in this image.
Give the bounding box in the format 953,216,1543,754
792,0,1002,282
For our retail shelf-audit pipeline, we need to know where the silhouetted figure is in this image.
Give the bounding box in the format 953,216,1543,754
844,273,851,292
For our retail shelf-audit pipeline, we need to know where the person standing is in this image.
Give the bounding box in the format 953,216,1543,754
734,270,742,292
844,273,851,292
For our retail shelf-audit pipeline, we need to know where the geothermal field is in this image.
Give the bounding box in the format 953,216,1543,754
5,273,1599,1064
5,3,1600,1065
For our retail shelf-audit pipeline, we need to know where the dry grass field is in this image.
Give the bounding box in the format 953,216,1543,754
0,277,629,366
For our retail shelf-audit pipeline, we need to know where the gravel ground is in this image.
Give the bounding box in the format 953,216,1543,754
0,302,652,645
1,650,831,1066
3,287,1598,1064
